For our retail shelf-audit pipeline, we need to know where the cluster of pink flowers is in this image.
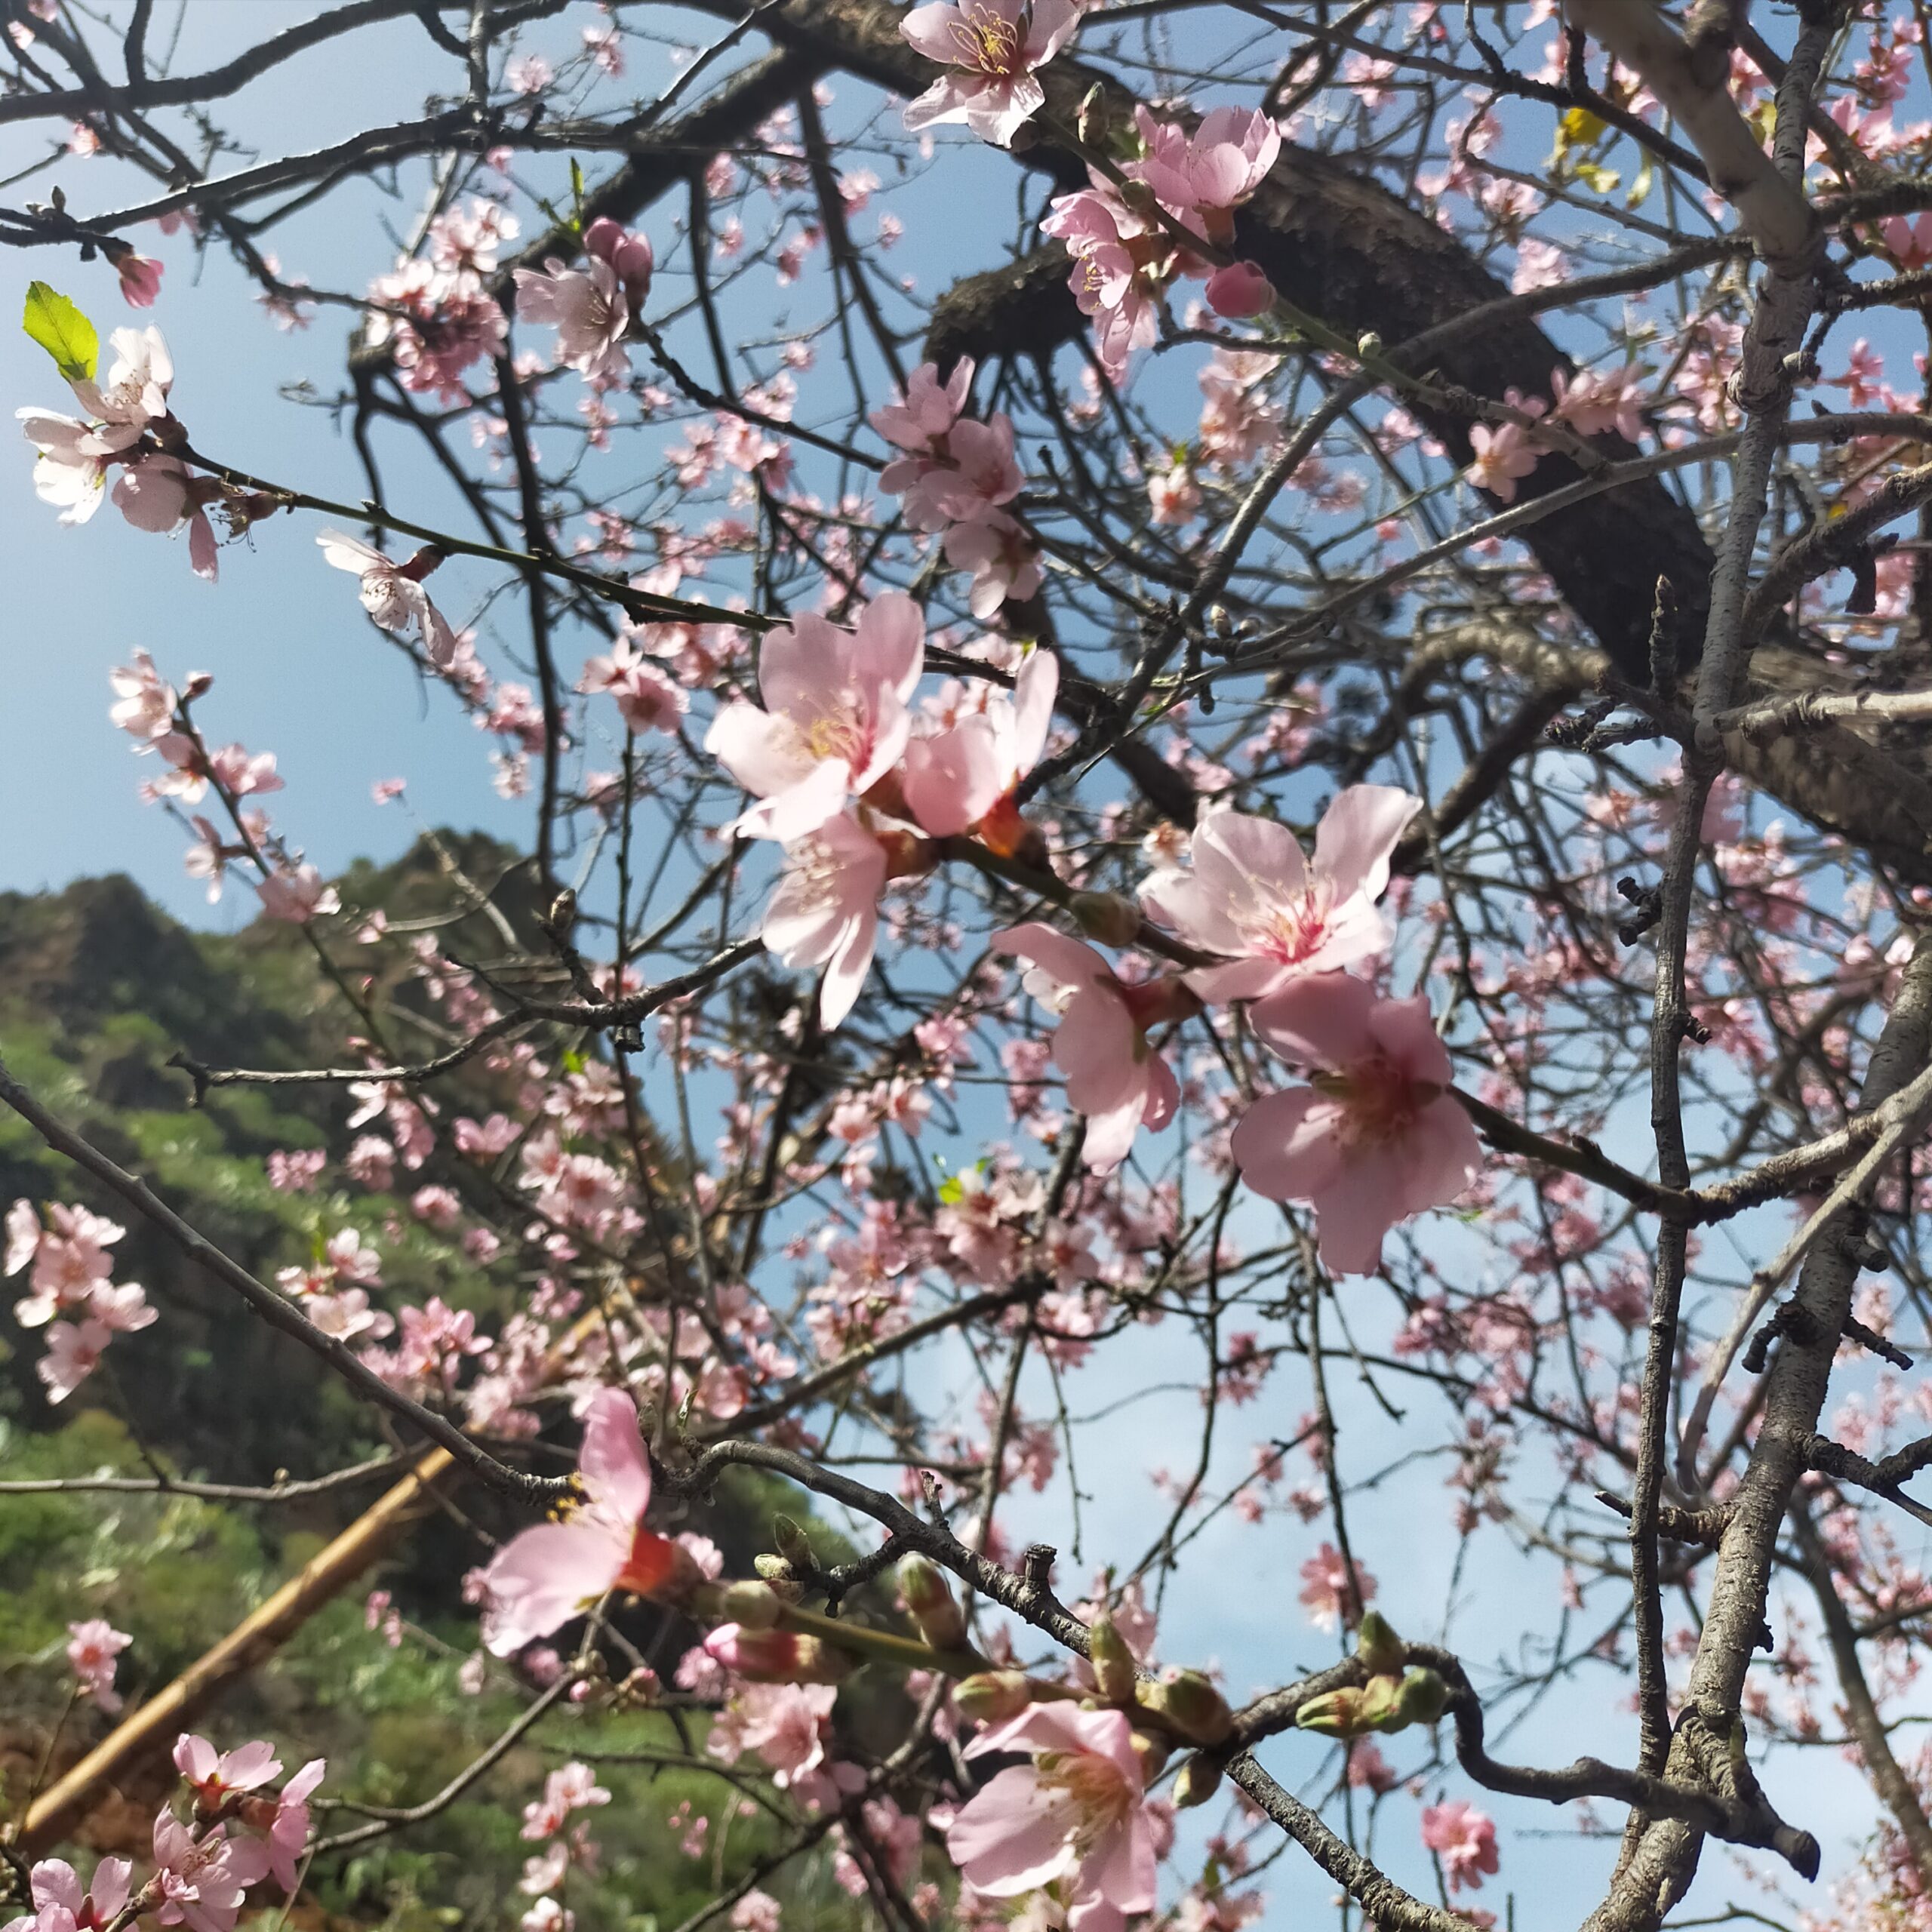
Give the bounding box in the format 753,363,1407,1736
106,650,337,924
871,358,1040,615
362,198,518,403
6,1737,324,1932
5,1198,156,1401
513,217,653,384
706,592,1066,1026
1044,104,1280,377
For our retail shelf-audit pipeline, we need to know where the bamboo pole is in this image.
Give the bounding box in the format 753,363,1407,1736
16,1447,456,1855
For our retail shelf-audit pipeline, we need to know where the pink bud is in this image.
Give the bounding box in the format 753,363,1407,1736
584,217,654,307
1204,260,1275,319
116,252,164,309
703,1623,851,1685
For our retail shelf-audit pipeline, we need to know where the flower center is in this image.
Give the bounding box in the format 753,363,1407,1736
949,3,1021,74
1312,1057,1439,1149
1035,1750,1133,1854
1247,887,1331,965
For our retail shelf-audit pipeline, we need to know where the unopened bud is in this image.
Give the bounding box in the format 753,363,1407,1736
954,1670,1035,1724
1357,331,1383,359
1070,891,1142,949
1140,1668,1232,1746
771,1514,816,1572
1172,1753,1224,1808
181,671,214,703
1355,1674,1404,1733
718,1580,786,1629
898,1555,968,1650
1118,178,1158,215
1087,1611,1138,1703
1355,1611,1404,1678
1295,1686,1370,1739
703,1624,852,1686
1389,1667,1449,1729
752,1552,806,1601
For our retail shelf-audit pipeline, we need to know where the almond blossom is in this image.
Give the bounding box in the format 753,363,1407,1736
66,1618,131,1712
316,529,458,666
869,357,974,460
256,864,340,924
900,0,1082,146
992,922,1192,1171
513,255,630,383
2,1857,132,1932
704,591,924,841
577,639,686,734
1129,104,1281,241
903,645,1057,838
582,217,654,309
1204,260,1275,318
1420,1799,1500,1891
174,1735,283,1810
112,454,219,579
151,1815,272,1932
1465,393,1546,501
1230,974,1481,1275
1138,787,1420,1003
262,1761,326,1892
481,1389,700,1655
1041,187,1158,379
945,1703,1156,1932
760,811,896,1029
18,324,176,525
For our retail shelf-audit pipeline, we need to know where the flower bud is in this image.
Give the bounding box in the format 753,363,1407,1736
703,1624,852,1686
1131,1728,1171,1780
752,1552,806,1601
718,1580,786,1629
898,1555,968,1651
1140,1668,1232,1746
1357,331,1384,359
1355,1673,1404,1732
1086,1611,1138,1703
1295,1686,1370,1739
1390,1666,1449,1729
771,1514,816,1572
1204,260,1276,320
974,792,1048,869
1355,1610,1404,1678
954,1670,1035,1724
1118,178,1158,215
1070,891,1143,949
1172,1753,1223,1809
583,216,654,308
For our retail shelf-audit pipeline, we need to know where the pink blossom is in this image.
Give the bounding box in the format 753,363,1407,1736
944,510,1042,616
1230,975,1482,1275
869,358,974,456
1466,397,1546,502
317,530,458,666
117,253,164,308
263,1761,325,1893
946,1703,1155,1932
256,865,340,924
151,1814,272,1932
583,218,654,309
1883,211,1932,269
1132,106,1281,232
992,922,1190,1171
521,1763,610,1839
900,0,1083,146
1140,787,1420,1002
109,455,219,578
66,1620,131,1712
513,257,629,383
1043,188,1157,378
903,646,1057,836
1420,1799,1500,1891
73,325,175,432
481,1389,697,1655
109,648,177,739
1204,260,1275,318
577,640,685,734
704,591,924,841
174,1735,284,1808
761,811,893,1029
1549,365,1646,443
1297,1542,1377,1630
39,1318,111,1401
5,1857,132,1932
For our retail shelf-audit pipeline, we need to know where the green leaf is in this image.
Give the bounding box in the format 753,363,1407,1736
23,281,97,383
937,1173,964,1205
